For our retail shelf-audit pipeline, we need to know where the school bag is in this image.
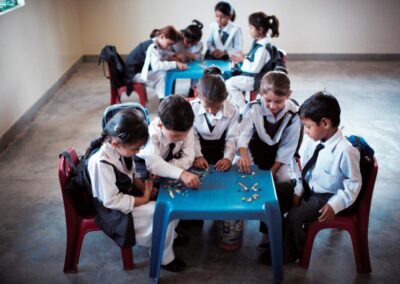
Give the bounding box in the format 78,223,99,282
59,146,100,216
343,135,375,212
101,102,150,129
98,45,134,96
253,43,288,92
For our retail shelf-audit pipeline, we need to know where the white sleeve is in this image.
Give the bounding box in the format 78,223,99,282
137,136,183,180
242,46,271,74
328,148,362,214
169,128,196,170
276,115,302,165
228,27,243,55
237,109,255,148
223,111,239,161
206,26,216,52
193,128,203,158
89,161,135,214
294,140,313,197
149,46,177,71
192,42,204,60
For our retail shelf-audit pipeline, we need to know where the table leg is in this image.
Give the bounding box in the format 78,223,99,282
164,75,175,97
264,202,283,283
149,202,171,283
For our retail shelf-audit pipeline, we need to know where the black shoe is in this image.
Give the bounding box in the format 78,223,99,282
174,227,189,246
161,257,186,272
257,241,270,252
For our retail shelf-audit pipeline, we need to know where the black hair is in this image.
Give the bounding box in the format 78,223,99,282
299,91,341,127
150,25,182,42
85,109,149,158
182,20,203,43
196,66,227,103
215,1,236,22
249,12,279,38
158,95,194,132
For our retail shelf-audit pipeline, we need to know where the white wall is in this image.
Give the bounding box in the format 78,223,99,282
79,0,400,55
0,0,82,138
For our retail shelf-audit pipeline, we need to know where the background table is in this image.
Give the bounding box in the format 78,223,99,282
164,60,231,97
149,165,283,283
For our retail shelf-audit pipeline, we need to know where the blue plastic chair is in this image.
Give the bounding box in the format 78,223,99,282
149,165,283,283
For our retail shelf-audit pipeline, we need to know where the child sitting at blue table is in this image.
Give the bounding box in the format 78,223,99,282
237,71,302,181
87,109,186,272
226,12,281,111
138,95,201,189
125,26,188,101
262,91,362,264
191,66,239,172
205,1,243,60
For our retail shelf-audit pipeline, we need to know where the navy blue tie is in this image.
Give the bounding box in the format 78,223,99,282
165,143,176,162
219,29,229,44
302,143,324,200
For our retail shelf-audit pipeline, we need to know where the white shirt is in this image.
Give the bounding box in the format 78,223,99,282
191,99,239,161
140,38,177,81
206,21,243,56
295,129,362,214
238,99,301,165
137,117,195,179
241,37,271,74
87,142,136,214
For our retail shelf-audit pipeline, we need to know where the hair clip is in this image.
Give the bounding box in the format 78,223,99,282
118,132,128,139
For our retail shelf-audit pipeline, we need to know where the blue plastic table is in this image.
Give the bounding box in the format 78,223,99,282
164,60,231,97
149,165,283,283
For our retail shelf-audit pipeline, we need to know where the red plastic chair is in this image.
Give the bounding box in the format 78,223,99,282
103,63,147,107
299,157,378,273
58,148,134,272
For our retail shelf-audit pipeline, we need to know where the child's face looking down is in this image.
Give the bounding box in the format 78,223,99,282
161,126,189,142
201,98,223,116
157,34,176,49
215,10,230,28
112,140,144,157
183,36,197,48
302,117,332,142
262,90,289,116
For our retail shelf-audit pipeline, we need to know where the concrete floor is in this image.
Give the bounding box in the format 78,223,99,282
0,61,399,283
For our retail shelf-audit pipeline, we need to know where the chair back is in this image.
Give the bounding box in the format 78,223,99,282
58,148,80,221
357,157,378,225
102,102,150,129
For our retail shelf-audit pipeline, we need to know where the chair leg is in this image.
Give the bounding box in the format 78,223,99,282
348,226,366,273
110,87,121,105
359,228,372,273
298,226,319,269
135,84,147,107
121,246,134,271
63,223,80,273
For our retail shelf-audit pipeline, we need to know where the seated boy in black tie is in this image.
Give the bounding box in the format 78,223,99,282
262,91,362,264
137,95,200,189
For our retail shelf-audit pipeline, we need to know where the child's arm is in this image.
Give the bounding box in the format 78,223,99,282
149,46,179,71
193,129,209,169
326,146,362,215
206,26,216,52
241,44,270,74
132,178,152,206
227,27,243,57
237,108,255,173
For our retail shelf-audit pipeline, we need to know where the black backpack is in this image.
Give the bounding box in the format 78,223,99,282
99,45,133,96
59,147,100,215
253,43,287,91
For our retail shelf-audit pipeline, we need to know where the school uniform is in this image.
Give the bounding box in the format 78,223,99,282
137,117,195,179
279,129,362,260
205,21,243,59
237,99,301,181
126,38,177,99
226,36,271,111
88,142,178,265
191,99,239,163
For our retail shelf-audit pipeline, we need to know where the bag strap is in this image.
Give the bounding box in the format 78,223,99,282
59,151,77,175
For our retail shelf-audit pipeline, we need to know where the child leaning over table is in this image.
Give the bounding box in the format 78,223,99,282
260,91,362,264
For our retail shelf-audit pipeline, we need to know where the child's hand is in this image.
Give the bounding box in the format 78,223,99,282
143,180,153,202
230,52,244,64
215,158,231,172
212,49,225,58
150,187,159,200
175,53,186,63
150,173,161,180
180,171,201,188
292,195,301,206
318,204,335,223
177,62,188,70
186,52,196,60
237,149,251,174
193,156,209,170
